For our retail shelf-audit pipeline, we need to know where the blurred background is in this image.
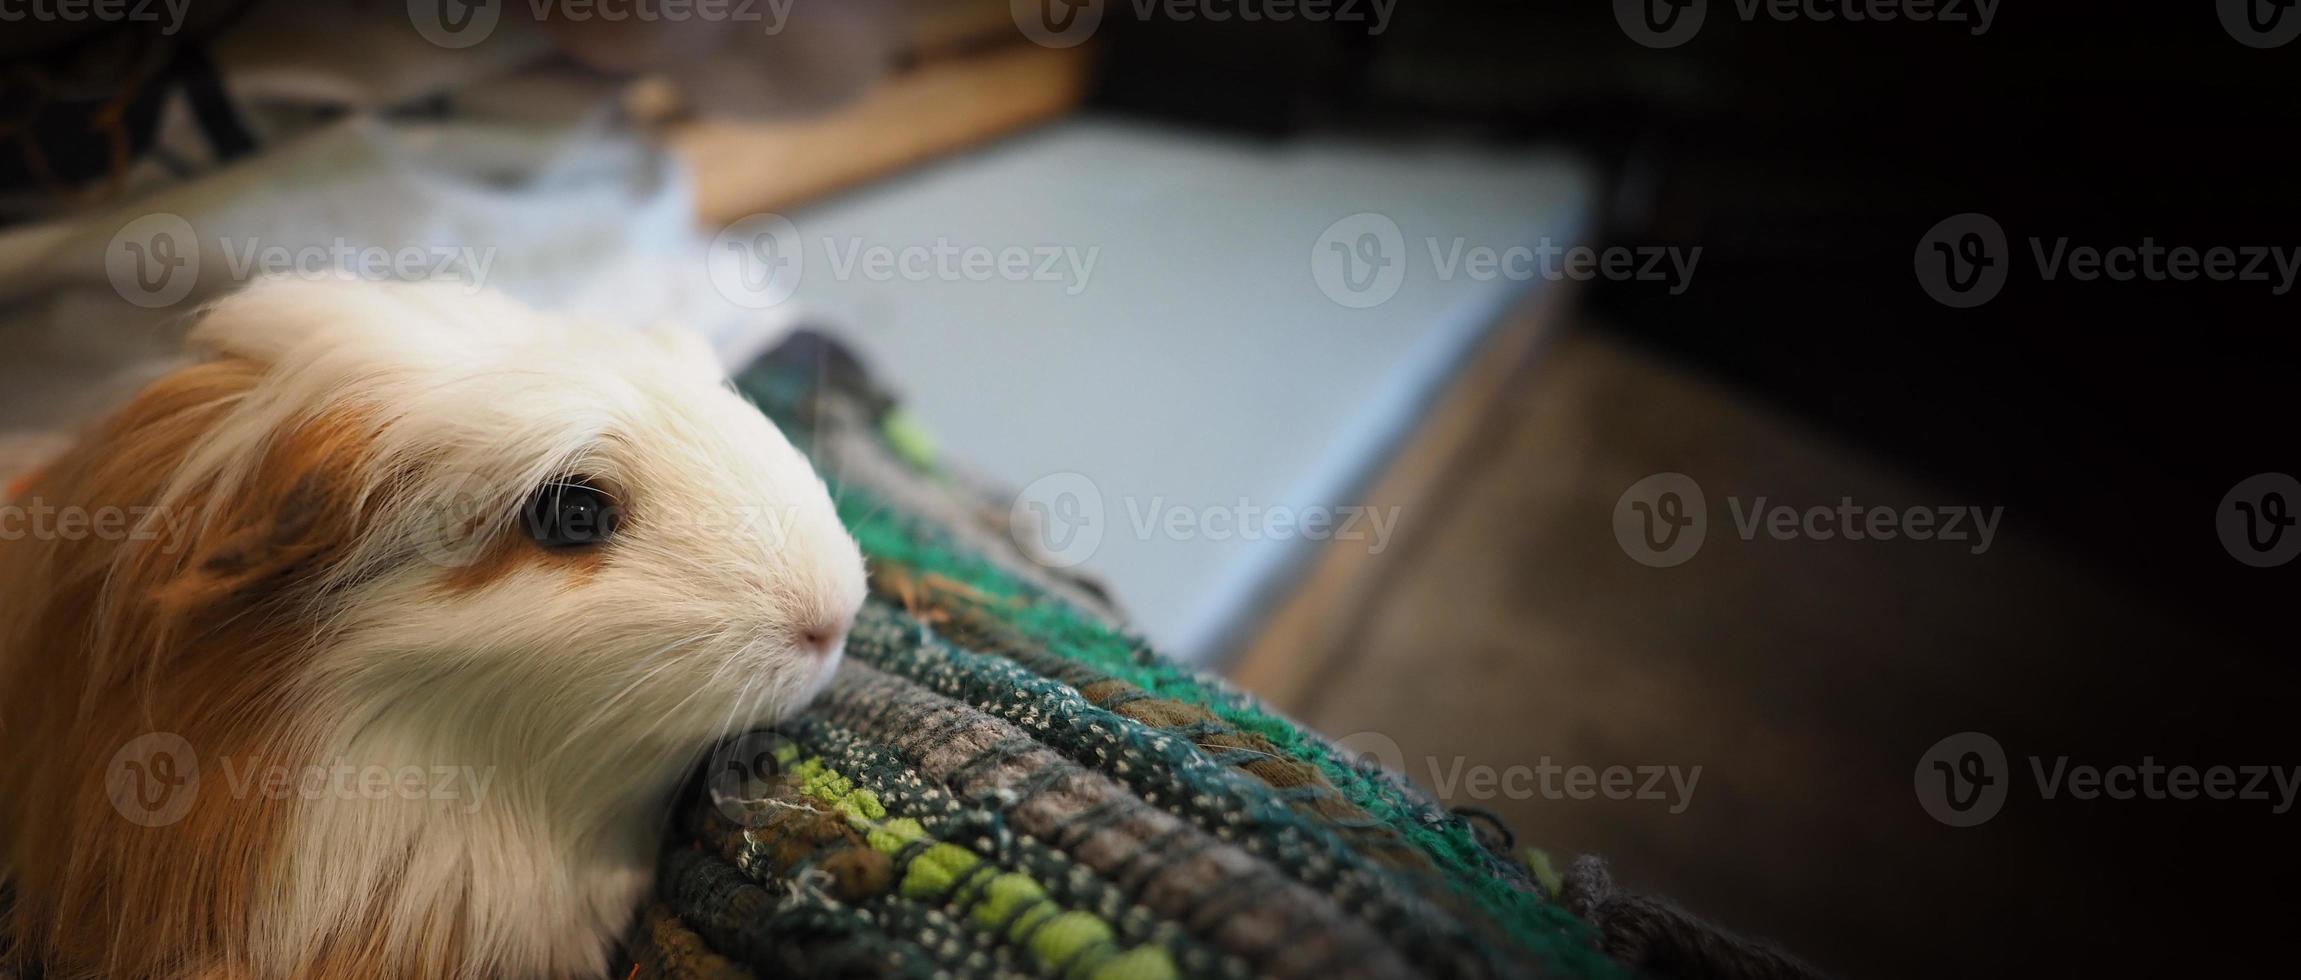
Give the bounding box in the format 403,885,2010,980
3,1,2297,976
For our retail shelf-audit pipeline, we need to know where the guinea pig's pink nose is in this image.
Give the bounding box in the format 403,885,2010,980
799,622,847,659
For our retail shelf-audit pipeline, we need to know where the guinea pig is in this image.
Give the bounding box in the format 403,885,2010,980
0,278,867,979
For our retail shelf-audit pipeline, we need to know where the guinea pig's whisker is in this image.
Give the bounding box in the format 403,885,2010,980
630,671,725,760
708,670,769,749
537,633,718,764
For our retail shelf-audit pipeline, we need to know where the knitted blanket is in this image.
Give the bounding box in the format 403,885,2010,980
631,335,1628,980
0,333,1814,980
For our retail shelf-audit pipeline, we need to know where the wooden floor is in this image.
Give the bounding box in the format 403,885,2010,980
1225,326,2242,978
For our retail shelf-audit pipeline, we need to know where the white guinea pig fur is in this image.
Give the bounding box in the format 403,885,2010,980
0,278,866,980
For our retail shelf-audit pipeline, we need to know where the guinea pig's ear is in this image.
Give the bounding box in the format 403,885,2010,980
23,358,376,660
642,321,730,381
154,475,359,622
143,411,379,628
185,277,333,365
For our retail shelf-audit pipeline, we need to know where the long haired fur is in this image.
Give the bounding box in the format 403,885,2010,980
0,279,866,979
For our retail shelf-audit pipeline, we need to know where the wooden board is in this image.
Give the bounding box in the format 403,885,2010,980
672,42,1093,225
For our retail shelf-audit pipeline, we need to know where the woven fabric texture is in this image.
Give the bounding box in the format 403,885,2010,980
634,335,1626,980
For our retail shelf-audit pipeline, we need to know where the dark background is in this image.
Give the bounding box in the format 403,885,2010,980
1097,1,2297,637
1095,2,2299,977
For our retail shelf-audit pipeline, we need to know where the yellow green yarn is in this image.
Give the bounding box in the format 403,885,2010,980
880,407,938,469
791,755,1178,980
1522,848,1563,899
790,757,888,822
1091,946,1187,980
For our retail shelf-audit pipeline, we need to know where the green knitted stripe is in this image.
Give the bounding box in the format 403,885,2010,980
779,720,1258,980
838,600,1523,978
682,763,1067,980
829,490,1614,977
775,749,1182,980
681,767,1010,979
655,845,942,978
904,590,1440,871
737,355,1485,867
865,893,1033,980
912,614,1535,962
794,664,1425,979
734,353,1617,978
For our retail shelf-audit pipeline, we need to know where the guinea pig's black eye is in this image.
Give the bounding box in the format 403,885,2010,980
524,478,620,549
